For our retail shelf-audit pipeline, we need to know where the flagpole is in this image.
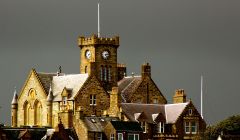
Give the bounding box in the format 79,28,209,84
201,75,203,119
98,2,100,37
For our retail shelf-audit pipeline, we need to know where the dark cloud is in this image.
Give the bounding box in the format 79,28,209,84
1,0,240,125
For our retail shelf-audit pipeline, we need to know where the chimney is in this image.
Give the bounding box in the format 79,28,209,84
141,62,151,78
108,87,121,117
75,106,84,120
173,89,186,103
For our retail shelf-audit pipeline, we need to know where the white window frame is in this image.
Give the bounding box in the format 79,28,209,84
110,133,115,140
185,121,190,134
90,94,97,106
158,122,164,133
185,121,197,134
141,122,147,133
97,133,102,140
118,133,123,140
191,121,197,134
128,134,139,140
63,96,67,105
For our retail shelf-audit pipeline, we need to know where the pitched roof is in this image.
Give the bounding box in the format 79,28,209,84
110,121,143,132
165,103,188,123
52,74,88,101
118,76,142,102
36,72,57,94
83,117,119,132
121,102,189,124
121,103,165,123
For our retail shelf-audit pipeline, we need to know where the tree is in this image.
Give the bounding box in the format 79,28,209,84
204,115,240,139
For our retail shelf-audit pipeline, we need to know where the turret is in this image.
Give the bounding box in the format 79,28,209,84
46,84,53,127
11,87,18,127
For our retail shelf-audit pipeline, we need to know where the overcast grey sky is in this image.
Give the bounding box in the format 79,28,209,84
1,0,240,125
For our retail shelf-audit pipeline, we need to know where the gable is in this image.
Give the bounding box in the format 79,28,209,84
18,69,48,104
74,75,110,116
133,76,167,104
52,73,88,101
177,101,205,124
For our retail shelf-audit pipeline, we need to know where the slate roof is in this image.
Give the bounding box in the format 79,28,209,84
121,103,165,123
121,102,189,124
52,74,89,101
110,121,143,132
36,72,57,94
83,117,119,132
118,76,142,102
165,103,188,123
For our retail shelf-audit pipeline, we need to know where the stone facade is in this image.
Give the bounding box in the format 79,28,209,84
74,75,110,117
16,69,48,127
79,35,119,91
10,34,206,140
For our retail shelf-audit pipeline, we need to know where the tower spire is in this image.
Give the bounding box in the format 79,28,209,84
98,2,100,37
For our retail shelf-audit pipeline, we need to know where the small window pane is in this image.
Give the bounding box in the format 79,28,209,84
128,134,134,140
135,134,139,140
118,133,123,140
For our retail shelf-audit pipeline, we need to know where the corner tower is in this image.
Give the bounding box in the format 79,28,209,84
78,34,119,91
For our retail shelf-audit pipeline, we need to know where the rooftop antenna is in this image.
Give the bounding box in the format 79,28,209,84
201,75,203,119
98,2,100,37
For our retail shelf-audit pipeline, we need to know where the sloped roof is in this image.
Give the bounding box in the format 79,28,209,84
110,121,142,132
83,117,119,132
121,102,189,124
36,72,57,94
165,102,188,123
121,103,165,123
118,76,142,102
52,74,88,101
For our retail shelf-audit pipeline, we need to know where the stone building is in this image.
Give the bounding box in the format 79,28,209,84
10,34,206,140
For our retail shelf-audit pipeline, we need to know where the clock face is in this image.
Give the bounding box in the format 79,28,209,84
102,51,110,59
85,50,91,59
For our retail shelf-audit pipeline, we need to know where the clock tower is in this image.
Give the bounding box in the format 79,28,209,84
78,34,120,91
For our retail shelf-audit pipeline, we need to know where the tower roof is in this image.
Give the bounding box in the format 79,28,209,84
11,88,18,104
47,84,53,102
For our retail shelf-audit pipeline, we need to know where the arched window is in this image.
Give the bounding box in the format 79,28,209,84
104,66,107,81
34,100,42,126
108,66,112,82
100,65,103,81
23,101,29,125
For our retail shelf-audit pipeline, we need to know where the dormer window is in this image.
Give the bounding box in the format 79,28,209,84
140,122,147,133
156,122,165,133
90,94,97,106
63,96,67,105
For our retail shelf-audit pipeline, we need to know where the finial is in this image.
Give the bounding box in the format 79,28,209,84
131,72,135,77
59,65,62,73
